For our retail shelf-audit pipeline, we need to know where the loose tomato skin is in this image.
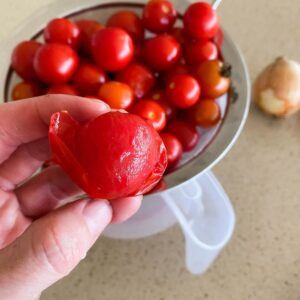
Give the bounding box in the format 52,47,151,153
47,84,79,96
12,81,43,100
160,133,183,168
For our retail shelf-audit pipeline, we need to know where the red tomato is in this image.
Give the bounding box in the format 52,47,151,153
98,81,134,109
44,18,80,48
49,111,167,199
76,19,103,55
107,11,144,43
169,27,187,45
193,59,230,98
143,35,181,71
142,0,177,33
162,62,189,85
183,2,219,39
160,133,183,168
11,41,41,80
184,40,218,66
91,27,134,71
33,43,78,84
166,74,200,108
188,99,221,128
116,63,155,99
146,179,167,194
131,100,166,132
212,27,224,49
47,84,79,96
167,120,199,151
73,63,107,95
12,81,43,100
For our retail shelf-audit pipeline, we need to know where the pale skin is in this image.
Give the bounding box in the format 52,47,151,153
0,95,142,300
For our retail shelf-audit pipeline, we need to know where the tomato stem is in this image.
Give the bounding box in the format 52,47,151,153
221,62,232,78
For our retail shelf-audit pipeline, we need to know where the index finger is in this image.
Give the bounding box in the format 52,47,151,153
0,95,109,164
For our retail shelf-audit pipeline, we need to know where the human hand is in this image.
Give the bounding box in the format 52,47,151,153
0,95,142,300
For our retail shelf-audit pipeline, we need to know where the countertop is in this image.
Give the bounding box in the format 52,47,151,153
1,0,300,299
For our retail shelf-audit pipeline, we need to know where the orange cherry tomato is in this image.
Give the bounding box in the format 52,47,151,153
12,81,43,100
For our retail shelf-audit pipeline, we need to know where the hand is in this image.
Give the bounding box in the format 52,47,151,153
0,95,142,300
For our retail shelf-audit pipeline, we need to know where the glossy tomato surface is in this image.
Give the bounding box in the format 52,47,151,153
46,84,79,95
160,133,183,168
162,62,189,85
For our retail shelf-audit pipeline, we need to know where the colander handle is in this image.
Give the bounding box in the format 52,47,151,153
162,170,235,274
186,0,223,10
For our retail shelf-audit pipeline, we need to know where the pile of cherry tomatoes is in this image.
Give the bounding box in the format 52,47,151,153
10,0,231,170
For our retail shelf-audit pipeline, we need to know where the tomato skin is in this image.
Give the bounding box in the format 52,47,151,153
76,19,103,55
12,81,43,100
33,43,78,84
142,0,177,33
11,41,41,80
169,27,187,45
131,100,166,132
183,2,219,39
116,63,155,99
107,11,144,43
44,18,81,48
73,63,107,95
193,59,230,98
160,133,183,168
98,81,134,109
167,120,199,151
184,40,218,66
162,63,189,85
188,99,221,128
143,35,181,71
166,74,200,108
47,84,79,96
91,27,134,71
212,27,224,49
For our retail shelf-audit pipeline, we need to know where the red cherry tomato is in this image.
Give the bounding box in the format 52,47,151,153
47,84,79,96
98,81,134,109
162,62,189,85
184,40,218,66
33,43,78,84
12,81,43,100
142,0,177,33
146,179,167,195
167,120,199,151
212,27,224,49
73,63,107,95
183,2,219,39
193,59,230,98
91,27,134,71
76,19,103,55
131,100,166,132
166,74,200,108
169,27,187,45
11,41,41,80
188,99,221,128
107,11,144,44
44,18,80,48
116,63,155,99
143,35,181,71
160,133,183,168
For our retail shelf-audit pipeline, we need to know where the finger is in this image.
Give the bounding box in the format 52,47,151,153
110,196,142,224
0,137,50,191
0,198,112,299
0,95,109,164
16,166,82,218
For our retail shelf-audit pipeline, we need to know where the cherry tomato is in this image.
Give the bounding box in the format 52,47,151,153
142,0,177,33
160,133,183,168
146,179,167,195
183,2,219,39
184,40,218,66
76,19,103,55
47,84,79,96
169,27,187,45
166,74,200,108
167,120,199,151
212,27,224,49
98,81,134,109
33,43,78,84
116,63,155,99
73,63,107,95
188,99,221,128
11,41,41,80
107,11,144,44
162,62,189,85
44,18,80,48
91,27,134,71
131,100,166,131
12,81,43,100
143,35,181,71
193,59,230,98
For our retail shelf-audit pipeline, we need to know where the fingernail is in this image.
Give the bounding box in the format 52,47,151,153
82,199,112,237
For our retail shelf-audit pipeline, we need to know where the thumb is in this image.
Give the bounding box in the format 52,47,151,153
0,198,112,300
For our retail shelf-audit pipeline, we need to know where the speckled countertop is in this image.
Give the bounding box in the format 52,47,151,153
1,0,300,299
